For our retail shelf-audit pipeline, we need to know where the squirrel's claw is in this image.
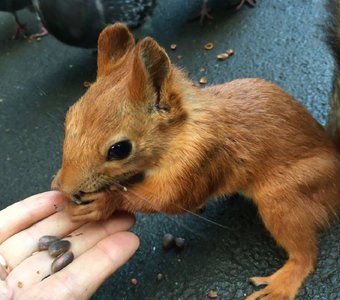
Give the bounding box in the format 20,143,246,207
65,191,116,223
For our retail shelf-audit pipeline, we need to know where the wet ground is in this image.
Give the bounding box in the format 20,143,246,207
0,0,339,299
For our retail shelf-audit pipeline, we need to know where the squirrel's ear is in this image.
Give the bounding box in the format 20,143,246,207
97,23,135,77
130,37,171,99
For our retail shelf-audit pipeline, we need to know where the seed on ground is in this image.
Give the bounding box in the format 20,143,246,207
83,81,92,88
204,42,214,50
174,237,185,249
199,77,208,84
162,233,175,250
156,272,164,281
226,49,234,56
207,290,219,298
217,53,229,60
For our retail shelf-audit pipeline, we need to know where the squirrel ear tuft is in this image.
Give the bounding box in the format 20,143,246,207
130,37,171,99
138,37,171,92
97,23,135,77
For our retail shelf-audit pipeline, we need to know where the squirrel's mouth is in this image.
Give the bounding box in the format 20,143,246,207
71,171,145,205
117,171,145,186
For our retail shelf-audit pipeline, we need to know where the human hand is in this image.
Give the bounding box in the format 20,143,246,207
0,191,139,300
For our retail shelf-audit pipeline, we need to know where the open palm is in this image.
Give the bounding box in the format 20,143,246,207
0,191,139,300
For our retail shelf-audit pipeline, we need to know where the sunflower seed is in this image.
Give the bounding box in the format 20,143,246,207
51,251,74,273
48,240,71,257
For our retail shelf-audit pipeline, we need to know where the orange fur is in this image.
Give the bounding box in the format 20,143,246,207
51,24,340,300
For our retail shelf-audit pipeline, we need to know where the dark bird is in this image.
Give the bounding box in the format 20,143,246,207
0,0,32,38
198,0,257,23
32,0,156,48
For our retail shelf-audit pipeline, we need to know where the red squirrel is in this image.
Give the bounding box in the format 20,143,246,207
51,21,340,300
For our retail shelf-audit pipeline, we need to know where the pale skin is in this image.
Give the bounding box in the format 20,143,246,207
0,191,139,300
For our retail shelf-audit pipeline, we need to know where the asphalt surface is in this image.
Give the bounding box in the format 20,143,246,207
1,0,339,299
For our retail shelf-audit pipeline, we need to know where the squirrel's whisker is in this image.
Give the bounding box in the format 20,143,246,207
118,189,208,239
122,182,232,231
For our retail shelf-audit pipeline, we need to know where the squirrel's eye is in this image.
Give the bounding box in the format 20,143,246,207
107,140,132,160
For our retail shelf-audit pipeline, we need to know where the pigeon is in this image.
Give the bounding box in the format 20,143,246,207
32,0,156,48
0,0,32,38
198,0,257,23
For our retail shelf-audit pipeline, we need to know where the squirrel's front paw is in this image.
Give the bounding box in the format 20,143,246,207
65,191,116,222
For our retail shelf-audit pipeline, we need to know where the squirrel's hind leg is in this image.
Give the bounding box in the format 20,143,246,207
245,186,323,299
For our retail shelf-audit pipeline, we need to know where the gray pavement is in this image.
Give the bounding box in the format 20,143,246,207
1,0,339,299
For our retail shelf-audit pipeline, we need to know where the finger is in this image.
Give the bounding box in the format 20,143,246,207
0,210,85,269
0,191,69,243
64,212,135,258
0,281,12,300
57,231,140,299
16,232,140,300
6,213,135,296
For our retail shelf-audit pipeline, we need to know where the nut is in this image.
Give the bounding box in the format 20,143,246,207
170,44,177,50
199,77,208,84
156,272,164,281
226,49,234,56
51,251,74,273
216,53,229,61
207,290,219,298
204,42,214,50
162,233,175,250
38,235,60,251
174,237,185,249
83,81,92,88
48,240,71,257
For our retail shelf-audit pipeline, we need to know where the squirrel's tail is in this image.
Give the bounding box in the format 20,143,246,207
326,0,340,151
